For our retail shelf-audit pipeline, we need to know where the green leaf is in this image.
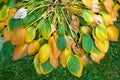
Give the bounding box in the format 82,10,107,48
8,0,16,8
79,16,88,26
1,40,14,61
82,10,93,23
40,60,53,75
67,54,83,77
8,18,23,32
57,23,66,36
38,38,48,47
0,5,8,21
82,34,93,53
22,12,39,27
56,36,66,51
0,37,3,51
37,19,51,40
25,27,36,43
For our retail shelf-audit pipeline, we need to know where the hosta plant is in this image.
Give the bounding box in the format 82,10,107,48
0,0,120,77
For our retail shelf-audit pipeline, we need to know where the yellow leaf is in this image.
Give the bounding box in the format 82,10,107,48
34,54,41,75
48,36,61,58
82,0,92,9
11,27,26,45
103,0,114,13
50,56,58,68
3,27,11,43
80,26,92,34
106,26,119,41
95,40,109,53
0,22,5,31
38,44,52,64
13,44,28,61
95,25,108,41
28,40,40,56
60,48,72,68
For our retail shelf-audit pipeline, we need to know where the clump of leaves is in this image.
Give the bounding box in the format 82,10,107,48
0,0,119,78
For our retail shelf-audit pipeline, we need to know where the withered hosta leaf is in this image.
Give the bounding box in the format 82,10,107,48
106,26,119,41
80,55,88,67
28,40,40,56
50,56,58,68
70,15,79,33
3,27,11,43
48,36,61,58
72,43,84,57
11,27,26,45
65,35,75,49
103,0,114,13
13,44,28,61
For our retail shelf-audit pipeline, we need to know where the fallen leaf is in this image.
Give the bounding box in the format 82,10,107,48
50,56,58,68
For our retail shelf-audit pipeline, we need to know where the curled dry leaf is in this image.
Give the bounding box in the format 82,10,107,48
72,43,84,57
11,27,26,45
103,0,114,13
48,36,61,58
80,55,88,67
70,15,79,33
13,44,28,61
65,35,75,49
106,26,119,41
3,27,11,43
28,40,40,56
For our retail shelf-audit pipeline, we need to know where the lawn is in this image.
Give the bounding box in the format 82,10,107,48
0,10,120,80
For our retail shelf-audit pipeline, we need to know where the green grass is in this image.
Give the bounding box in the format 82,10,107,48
0,11,120,80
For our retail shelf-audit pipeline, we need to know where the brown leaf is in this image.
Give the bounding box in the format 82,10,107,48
28,40,40,56
13,44,28,61
48,36,61,58
65,35,75,49
72,43,84,57
3,27,11,43
103,0,114,13
80,55,88,67
11,27,26,45
70,15,79,33
50,56,58,68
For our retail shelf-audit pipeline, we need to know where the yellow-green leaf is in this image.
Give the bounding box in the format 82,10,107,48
106,26,119,41
25,27,36,43
34,54,41,75
38,44,52,64
95,25,108,41
40,60,53,75
28,40,40,56
0,5,9,21
67,54,83,77
95,40,109,53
